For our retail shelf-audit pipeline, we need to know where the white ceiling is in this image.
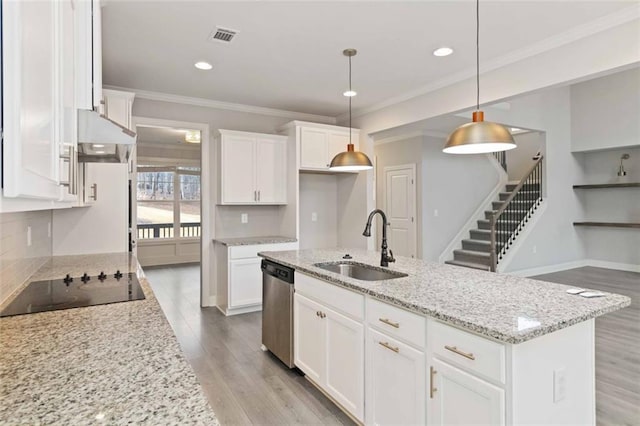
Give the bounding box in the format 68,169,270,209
102,1,633,117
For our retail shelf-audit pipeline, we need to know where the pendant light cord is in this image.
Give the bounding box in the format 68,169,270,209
476,0,480,112
349,54,353,145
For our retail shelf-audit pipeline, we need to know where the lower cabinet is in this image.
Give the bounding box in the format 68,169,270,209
366,328,425,425
428,357,505,426
293,293,365,422
229,257,263,308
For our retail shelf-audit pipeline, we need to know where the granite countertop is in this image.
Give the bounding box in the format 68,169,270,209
258,249,631,344
0,253,218,426
213,236,297,246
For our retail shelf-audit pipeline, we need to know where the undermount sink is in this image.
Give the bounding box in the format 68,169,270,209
313,262,408,281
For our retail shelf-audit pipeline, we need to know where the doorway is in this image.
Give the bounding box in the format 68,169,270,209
132,117,211,307
384,164,417,258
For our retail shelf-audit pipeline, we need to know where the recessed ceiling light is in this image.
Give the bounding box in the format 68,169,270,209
194,61,213,70
343,90,357,97
95,150,106,154
92,144,105,148
433,47,454,57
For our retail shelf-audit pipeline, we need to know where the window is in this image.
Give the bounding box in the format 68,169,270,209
136,166,201,240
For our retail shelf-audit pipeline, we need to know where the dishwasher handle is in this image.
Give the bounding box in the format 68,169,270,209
261,259,295,284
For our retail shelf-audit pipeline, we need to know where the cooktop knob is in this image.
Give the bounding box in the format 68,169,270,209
98,272,107,281
81,273,91,283
114,270,123,280
63,274,73,285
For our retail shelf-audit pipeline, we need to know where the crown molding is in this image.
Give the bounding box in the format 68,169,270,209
104,85,337,124
341,4,640,122
374,130,448,146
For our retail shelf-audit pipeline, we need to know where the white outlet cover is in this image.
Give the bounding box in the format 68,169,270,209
311,212,318,222
27,226,32,247
434,209,439,217
553,368,566,402
241,213,248,224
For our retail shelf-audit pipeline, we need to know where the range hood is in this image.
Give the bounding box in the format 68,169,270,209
78,110,137,163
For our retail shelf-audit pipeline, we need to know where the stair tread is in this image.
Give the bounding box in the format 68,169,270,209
445,260,491,271
453,249,491,258
462,239,505,245
471,229,510,234
478,219,521,224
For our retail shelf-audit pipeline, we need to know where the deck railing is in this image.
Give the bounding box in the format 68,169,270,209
137,222,201,239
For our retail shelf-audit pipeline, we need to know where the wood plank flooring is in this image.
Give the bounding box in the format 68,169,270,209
144,264,354,426
145,264,639,426
532,266,640,426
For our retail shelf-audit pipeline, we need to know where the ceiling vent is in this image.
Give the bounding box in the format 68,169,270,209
209,27,237,43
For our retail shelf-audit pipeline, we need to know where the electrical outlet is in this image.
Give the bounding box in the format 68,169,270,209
48,222,52,238
311,212,318,222
434,209,439,217
27,226,32,247
241,213,248,224
553,368,566,403
533,245,537,254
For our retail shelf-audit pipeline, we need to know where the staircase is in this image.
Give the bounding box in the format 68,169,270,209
445,156,543,272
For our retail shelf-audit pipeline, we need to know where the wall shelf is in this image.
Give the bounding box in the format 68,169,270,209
573,222,640,229
573,182,640,189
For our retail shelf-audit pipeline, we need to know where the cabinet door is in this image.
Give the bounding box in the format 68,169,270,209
325,307,365,421
367,329,425,425
255,138,286,204
294,294,326,384
91,0,103,109
228,257,262,308
327,132,349,165
299,128,328,169
221,135,256,203
103,91,133,130
2,0,61,199
429,358,505,426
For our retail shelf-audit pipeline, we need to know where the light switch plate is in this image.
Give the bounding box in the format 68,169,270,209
241,213,248,224
311,212,318,222
553,368,566,402
27,226,32,247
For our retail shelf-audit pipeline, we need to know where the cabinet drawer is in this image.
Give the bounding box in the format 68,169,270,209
366,297,426,349
296,272,364,320
229,242,298,259
429,320,506,384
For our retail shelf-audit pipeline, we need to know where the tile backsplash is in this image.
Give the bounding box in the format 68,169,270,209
0,210,52,304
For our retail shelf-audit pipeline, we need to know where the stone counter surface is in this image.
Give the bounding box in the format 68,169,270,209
0,253,218,426
213,236,297,246
258,249,631,344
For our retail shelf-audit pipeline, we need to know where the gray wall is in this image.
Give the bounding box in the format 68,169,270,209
570,67,640,152
374,136,423,257
508,132,544,182
215,205,286,239
575,147,640,265
421,136,500,262
299,174,338,249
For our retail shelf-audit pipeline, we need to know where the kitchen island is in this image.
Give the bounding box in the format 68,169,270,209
258,248,630,425
0,253,218,425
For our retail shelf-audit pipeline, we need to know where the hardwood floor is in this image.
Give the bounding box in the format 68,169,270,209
532,266,640,426
146,264,639,426
144,264,354,426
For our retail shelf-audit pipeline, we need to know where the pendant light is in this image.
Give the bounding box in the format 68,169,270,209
329,49,373,171
443,0,516,154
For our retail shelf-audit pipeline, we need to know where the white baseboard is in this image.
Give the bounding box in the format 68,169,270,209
203,295,217,307
507,259,640,277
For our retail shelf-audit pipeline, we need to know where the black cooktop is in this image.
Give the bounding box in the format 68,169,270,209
0,271,145,317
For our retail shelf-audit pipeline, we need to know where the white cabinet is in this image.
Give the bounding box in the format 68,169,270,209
294,273,365,422
218,130,287,205
282,122,359,172
75,0,102,110
101,89,135,130
428,357,505,426
215,241,298,316
366,328,425,426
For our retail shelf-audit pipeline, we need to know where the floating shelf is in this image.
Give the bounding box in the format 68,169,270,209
573,222,640,229
573,182,640,189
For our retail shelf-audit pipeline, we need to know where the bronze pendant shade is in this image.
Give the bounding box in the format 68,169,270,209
443,0,516,154
329,49,373,172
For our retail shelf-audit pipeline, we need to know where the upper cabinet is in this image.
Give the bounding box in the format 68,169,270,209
75,0,103,111
281,121,360,173
100,90,135,131
217,130,287,205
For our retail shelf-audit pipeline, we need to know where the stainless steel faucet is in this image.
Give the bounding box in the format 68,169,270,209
362,209,396,267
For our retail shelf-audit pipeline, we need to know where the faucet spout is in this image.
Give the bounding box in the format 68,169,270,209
362,209,396,267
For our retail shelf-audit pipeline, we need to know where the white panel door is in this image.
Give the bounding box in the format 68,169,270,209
221,135,256,203
2,0,61,199
325,307,365,422
384,165,416,258
294,294,326,384
366,328,425,426
429,358,505,426
327,132,349,165
299,128,328,169
256,138,286,203
228,257,262,308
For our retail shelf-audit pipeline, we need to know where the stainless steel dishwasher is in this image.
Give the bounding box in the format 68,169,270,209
261,259,295,368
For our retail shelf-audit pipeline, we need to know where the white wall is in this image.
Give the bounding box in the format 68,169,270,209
299,174,338,249
571,67,640,152
422,136,501,262
508,132,544,182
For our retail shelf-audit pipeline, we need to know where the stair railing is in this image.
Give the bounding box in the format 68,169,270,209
489,155,544,272
492,151,507,173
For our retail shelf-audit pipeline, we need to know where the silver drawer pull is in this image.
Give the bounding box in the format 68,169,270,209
444,345,475,360
379,341,399,353
379,318,399,328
